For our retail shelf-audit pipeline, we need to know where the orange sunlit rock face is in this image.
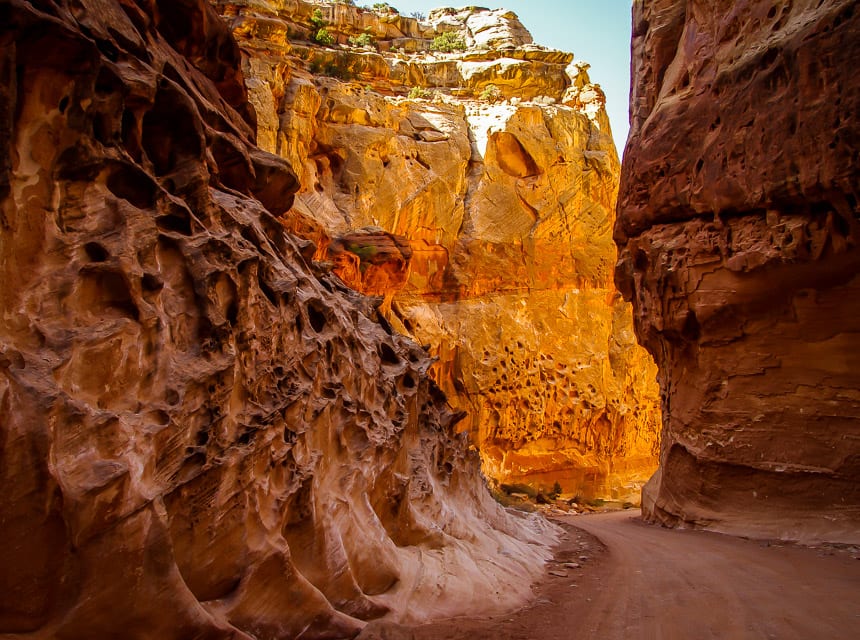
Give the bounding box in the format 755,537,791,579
217,0,662,500
328,230,413,296
617,0,860,542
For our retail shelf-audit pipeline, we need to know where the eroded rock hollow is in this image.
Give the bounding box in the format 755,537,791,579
215,0,661,500
0,1,557,636
617,0,860,542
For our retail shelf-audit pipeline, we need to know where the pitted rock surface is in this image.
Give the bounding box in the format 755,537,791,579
215,0,662,500
617,0,860,543
0,1,557,636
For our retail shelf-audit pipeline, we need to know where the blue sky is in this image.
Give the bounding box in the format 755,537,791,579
384,0,634,152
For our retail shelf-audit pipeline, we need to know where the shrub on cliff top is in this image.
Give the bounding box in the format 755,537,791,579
430,31,467,53
372,2,398,13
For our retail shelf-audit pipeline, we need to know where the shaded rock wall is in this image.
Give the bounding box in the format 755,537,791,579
0,1,556,637
215,0,661,500
617,0,860,542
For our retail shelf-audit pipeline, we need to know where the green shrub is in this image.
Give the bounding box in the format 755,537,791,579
310,8,326,30
407,86,431,99
348,31,375,47
430,31,467,52
549,481,563,500
310,9,336,46
314,28,336,46
479,83,501,102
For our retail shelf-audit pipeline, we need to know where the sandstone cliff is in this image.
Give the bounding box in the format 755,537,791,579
617,0,860,542
0,1,557,637
215,0,661,500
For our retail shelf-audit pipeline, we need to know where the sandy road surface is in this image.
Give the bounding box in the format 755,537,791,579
569,510,860,639
360,510,860,639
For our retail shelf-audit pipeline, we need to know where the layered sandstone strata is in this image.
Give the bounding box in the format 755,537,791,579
617,0,860,542
216,0,661,500
0,1,557,637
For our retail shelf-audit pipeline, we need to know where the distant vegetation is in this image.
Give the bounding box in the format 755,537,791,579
479,84,501,102
348,30,375,48
430,31,467,52
407,86,431,99
310,9,336,46
371,2,397,13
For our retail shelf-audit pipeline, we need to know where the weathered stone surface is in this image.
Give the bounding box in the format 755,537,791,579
219,0,661,500
216,0,575,100
617,0,860,542
0,1,557,636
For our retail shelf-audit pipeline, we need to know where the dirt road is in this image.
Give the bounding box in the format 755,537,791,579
360,510,860,639
569,510,859,639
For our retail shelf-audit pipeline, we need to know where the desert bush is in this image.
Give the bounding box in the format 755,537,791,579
479,83,501,102
430,31,467,52
310,9,336,46
348,31,375,47
314,28,335,46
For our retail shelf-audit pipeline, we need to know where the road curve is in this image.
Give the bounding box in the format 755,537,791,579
360,509,860,640
568,510,860,640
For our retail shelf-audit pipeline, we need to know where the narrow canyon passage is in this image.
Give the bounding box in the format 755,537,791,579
4,0,860,636
362,511,860,639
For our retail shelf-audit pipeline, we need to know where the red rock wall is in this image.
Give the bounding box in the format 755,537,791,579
0,1,555,637
617,0,860,542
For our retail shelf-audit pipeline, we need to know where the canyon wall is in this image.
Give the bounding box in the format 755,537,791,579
617,0,860,542
216,0,661,499
0,1,557,637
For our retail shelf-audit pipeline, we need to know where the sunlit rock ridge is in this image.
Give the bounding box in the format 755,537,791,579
214,0,662,499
